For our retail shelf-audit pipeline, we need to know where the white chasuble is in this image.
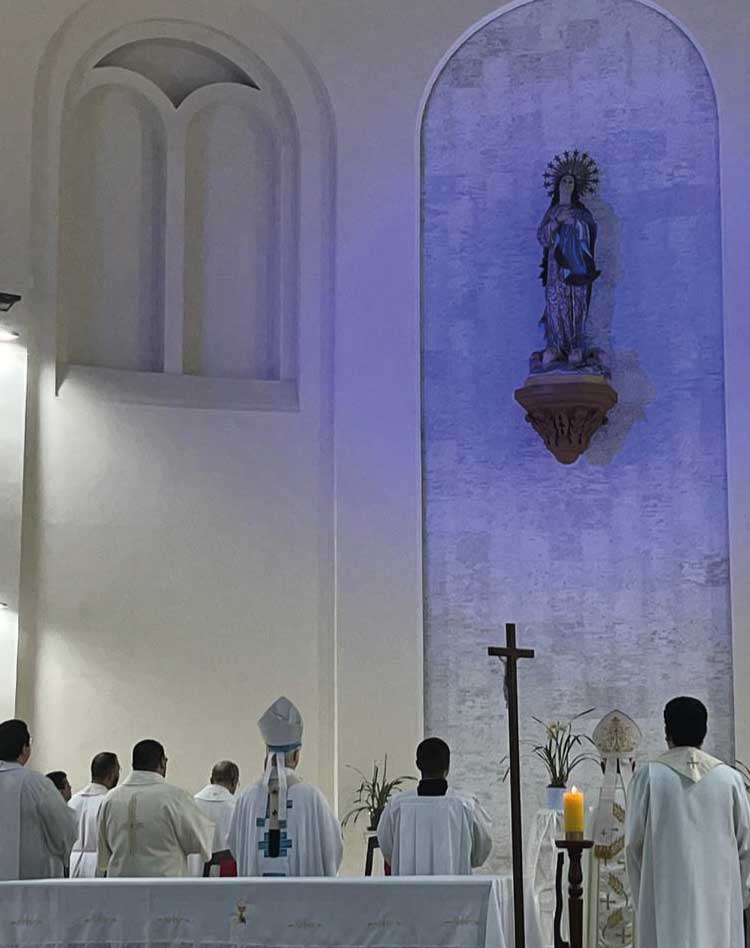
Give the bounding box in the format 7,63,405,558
69,782,109,878
97,771,214,878
0,761,78,880
187,783,237,876
227,770,342,877
376,789,493,875
625,747,750,948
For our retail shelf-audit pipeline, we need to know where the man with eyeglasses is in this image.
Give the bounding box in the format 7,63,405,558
0,719,77,880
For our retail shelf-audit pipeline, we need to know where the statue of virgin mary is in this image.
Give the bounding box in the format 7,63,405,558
533,151,603,372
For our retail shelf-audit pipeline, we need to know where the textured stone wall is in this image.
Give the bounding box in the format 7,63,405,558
422,0,729,874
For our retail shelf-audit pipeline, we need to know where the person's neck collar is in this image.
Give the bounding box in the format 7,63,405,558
417,777,448,796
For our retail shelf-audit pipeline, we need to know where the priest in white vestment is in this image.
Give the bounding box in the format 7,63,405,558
0,719,78,880
227,697,343,876
187,759,239,876
377,737,493,875
625,696,750,948
68,751,121,878
97,739,214,877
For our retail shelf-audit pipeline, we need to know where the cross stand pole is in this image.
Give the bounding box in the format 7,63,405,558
488,622,535,948
554,839,593,948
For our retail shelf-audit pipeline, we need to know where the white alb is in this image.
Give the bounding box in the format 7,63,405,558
377,788,493,875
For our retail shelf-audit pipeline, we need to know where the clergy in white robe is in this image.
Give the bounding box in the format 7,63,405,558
187,759,239,876
0,719,78,880
377,737,492,875
625,696,750,948
68,751,121,878
97,738,214,878
227,697,343,877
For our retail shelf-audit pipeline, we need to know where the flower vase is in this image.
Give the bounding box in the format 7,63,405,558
546,786,566,811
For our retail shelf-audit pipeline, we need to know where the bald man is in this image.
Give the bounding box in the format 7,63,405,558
188,761,239,876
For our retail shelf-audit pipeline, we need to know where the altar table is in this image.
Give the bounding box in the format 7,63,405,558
0,876,544,948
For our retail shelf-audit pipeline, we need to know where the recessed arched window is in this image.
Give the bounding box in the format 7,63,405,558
57,32,299,407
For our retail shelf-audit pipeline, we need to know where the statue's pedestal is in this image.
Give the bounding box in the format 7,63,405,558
514,373,617,465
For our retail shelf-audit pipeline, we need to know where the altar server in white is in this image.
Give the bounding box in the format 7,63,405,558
68,751,121,878
626,696,750,948
377,737,492,875
227,697,342,876
97,739,214,877
187,759,239,876
0,719,78,880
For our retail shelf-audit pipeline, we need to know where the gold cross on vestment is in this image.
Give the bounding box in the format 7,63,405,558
127,796,145,855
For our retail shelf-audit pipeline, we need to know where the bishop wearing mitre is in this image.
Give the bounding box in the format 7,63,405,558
227,697,343,876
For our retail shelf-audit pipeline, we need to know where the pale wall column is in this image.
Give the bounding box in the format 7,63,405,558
0,340,27,720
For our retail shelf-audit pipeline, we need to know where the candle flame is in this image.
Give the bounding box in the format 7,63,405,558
571,786,578,793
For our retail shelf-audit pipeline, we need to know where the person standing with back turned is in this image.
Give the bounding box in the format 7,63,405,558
625,696,750,948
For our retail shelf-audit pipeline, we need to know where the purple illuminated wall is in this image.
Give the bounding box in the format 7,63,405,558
421,0,730,872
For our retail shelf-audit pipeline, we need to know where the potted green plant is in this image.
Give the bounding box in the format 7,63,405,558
530,709,597,810
341,756,415,831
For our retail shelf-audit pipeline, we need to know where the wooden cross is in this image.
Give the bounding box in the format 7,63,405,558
488,622,535,948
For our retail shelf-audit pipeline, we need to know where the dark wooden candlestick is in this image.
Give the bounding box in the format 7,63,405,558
555,839,593,948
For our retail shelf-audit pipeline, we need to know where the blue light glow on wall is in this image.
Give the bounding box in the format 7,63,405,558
421,0,730,872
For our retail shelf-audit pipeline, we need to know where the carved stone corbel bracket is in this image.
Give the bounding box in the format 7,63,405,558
514,374,618,464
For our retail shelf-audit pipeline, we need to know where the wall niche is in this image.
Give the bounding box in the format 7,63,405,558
58,34,299,410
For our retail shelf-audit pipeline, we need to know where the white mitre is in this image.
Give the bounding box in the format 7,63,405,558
258,697,304,839
258,696,303,751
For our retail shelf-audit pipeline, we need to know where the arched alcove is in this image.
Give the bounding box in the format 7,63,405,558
421,0,728,875
53,21,301,409
21,0,336,815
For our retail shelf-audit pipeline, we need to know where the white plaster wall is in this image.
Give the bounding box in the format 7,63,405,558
0,0,747,875
0,342,27,722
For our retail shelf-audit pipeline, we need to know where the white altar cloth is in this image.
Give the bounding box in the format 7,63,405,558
0,876,544,948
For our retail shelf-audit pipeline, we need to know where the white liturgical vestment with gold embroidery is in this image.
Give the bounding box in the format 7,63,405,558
377,789,493,875
97,771,214,878
0,761,77,880
625,747,750,948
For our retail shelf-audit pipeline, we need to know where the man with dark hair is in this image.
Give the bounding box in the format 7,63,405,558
377,736,492,874
626,697,750,947
0,719,77,880
46,771,72,803
69,752,121,877
97,739,213,877
188,760,240,876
